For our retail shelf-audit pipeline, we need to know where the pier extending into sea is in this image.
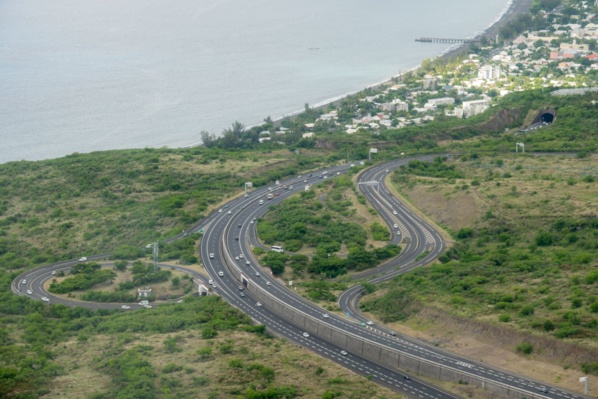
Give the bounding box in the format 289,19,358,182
415,37,476,43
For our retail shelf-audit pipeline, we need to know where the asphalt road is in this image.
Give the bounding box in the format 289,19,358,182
11,156,588,399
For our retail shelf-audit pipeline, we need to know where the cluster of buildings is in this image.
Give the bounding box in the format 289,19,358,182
272,1,598,141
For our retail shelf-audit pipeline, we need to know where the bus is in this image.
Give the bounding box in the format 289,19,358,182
271,245,284,253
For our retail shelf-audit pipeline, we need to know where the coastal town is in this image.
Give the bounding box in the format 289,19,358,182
253,0,598,144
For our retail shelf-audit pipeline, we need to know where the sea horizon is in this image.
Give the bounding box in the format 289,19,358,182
0,0,515,164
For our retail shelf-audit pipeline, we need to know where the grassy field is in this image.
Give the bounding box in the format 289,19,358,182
360,153,598,381
43,320,406,399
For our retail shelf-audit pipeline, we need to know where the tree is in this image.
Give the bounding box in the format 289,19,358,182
200,130,217,148
114,260,127,272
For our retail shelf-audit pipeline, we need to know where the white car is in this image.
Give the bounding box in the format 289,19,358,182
255,272,260,277
41,297,49,302
209,253,214,259
393,211,397,215
79,257,87,262
340,350,348,356
366,320,374,326
227,210,232,214
235,256,239,261
359,161,364,165
218,271,224,277
302,332,310,338
393,223,398,228
256,302,262,307
26,290,32,295
218,209,223,213
323,313,330,318
350,164,355,167
121,305,131,309
144,305,152,309
266,281,271,286
239,254,244,259
211,283,218,288
51,271,56,275
21,279,26,284
245,261,251,266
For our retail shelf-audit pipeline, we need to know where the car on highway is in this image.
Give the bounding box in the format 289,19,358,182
79,256,87,262
240,292,245,297
238,285,243,290
403,375,410,380
340,350,348,356
322,313,330,318
366,320,374,326
218,208,223,213
266,281,271,286
268,187,273,191
359,161,364,165
239,254,244,258
41,297,49,302
218,271,224,277
21,279,26,284
208,279,213,285
245,261,251,266
26,290,32,295
275,192,280,196
256,302,262,307
211,283,218,288
234,236,239,240
121,305,131,310
235,256,239,261
238,224,242,228
227,210,232,214
209,253,214,259
51,271,56,275
350,164,355,167
393,223,398,228
255,272,260,277
302,332,310,338
393,210,397,215
144,305,152,309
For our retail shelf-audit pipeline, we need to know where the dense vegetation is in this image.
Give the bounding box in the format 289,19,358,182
257,175,400,278
361,152,598,373
0,147,327,271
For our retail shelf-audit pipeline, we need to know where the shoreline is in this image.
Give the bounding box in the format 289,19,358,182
272,0,533,127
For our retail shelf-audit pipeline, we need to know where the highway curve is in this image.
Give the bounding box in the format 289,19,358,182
11,155,588,399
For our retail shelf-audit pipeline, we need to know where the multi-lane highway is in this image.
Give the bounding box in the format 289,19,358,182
11,156,588,399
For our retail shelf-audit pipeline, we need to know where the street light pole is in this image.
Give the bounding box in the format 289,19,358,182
579,376,588,395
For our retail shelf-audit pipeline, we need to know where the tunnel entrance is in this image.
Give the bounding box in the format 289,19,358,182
532,109,556,125
541,113,554,123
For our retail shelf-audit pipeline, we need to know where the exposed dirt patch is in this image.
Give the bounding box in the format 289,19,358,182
381,310,592,395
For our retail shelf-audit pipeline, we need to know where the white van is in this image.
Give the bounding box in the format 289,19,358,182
139,300,149,306
271,245,284,253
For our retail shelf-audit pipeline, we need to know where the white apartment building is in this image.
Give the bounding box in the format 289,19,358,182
478,64,502,80
462,99,490,117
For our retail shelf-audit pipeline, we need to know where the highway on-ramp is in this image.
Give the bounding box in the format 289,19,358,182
12,156,588,399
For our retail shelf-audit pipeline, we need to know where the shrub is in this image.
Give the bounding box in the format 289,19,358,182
520,305,535,316
516,342,533,354
499,314,511,322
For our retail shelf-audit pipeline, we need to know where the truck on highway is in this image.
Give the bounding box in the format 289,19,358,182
266,193,274,200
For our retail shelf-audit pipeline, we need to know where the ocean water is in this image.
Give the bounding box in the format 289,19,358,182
0,0,510,163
